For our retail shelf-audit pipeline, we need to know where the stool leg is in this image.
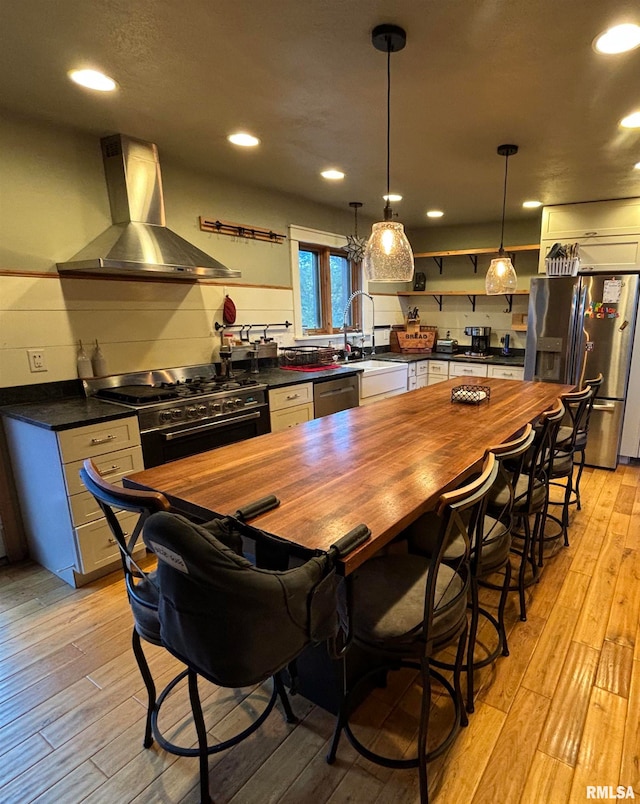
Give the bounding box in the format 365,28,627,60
562,468,573,547
574,450,585,511
326,659,347,765
274,672,298,724
188,669,212,804
417,656,432,803
131,628,155,749
499,559,511,657
466,576,479,714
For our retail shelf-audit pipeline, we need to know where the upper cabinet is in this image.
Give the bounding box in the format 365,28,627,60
540,198,640,240
538,198,640,272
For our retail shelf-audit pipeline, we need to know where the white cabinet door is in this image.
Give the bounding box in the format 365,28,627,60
427,360,449,381
540,199,640,241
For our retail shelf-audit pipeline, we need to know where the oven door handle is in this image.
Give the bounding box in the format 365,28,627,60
162,411,262,441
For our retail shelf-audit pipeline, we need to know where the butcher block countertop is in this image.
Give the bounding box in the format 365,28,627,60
126,377,572,574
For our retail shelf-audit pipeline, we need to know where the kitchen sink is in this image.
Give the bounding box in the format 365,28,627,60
349,359,402,373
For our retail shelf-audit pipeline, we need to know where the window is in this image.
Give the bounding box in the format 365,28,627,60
298,244,361,335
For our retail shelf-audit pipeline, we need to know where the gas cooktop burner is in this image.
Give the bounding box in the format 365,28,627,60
97,385,180,404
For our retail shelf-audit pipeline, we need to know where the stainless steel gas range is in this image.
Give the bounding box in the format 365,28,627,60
85,364,269,467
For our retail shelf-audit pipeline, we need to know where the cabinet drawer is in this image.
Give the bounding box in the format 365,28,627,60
68,489,104,527
408,377,418,391
416,360,430,377
57,417,141,462
408,363,417,377
428,361,449,377
449,362,488,378
74,511,144,574
268,383,313,412
65,445,144,496
428,375,449,385
270,402,314,432
488,366,524,380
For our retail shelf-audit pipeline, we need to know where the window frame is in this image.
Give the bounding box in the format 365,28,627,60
289,225,362,339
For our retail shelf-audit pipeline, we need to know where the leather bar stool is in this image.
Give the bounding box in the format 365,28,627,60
540,386,594,565
326,453,498,803
489,401,565,620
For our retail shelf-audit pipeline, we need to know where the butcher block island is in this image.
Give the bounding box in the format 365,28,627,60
126,377,572,574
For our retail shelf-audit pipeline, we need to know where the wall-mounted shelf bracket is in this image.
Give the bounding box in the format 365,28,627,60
432,256,444,274
467,295,477,312
503,295,514,313
431,294,443,311
467,254,478,273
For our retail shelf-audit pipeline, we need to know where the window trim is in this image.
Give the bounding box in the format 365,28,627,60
289,225,362,339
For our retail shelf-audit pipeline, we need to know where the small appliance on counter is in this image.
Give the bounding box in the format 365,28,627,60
464,326,491,357
435,337,458,353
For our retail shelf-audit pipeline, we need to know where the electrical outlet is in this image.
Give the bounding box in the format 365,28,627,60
27,349,47,372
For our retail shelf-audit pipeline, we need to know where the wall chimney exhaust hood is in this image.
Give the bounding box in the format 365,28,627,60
57,134,240,280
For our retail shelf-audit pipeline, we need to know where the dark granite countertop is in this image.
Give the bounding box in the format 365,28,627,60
368,351,525,367
1,397,137,431
1,352,525,431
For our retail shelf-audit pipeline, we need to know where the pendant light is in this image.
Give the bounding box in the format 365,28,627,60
363,25,414,283
485,144,519,294
344,201,367,263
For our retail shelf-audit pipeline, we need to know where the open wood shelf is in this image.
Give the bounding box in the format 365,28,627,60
413,244,539,258
397,289,529,313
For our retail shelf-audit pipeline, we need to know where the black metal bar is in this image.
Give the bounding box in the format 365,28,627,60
468,254,478,273
214,321,292,331
432,256,444,274
432,295,443,311
467,295,477,312
504,294,514,313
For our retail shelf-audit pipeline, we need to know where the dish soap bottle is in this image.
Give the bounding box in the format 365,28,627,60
91,339,108,376
76,340,93,378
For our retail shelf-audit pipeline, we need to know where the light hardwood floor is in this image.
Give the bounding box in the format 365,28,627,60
1,462,638,803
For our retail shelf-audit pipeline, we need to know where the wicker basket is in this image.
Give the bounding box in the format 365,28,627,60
280,346,335,367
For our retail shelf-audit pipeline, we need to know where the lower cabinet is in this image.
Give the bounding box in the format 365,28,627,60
269,382,314,432
488,365,525,380
427,360,449,385
3,415,144,587
449,361,489,379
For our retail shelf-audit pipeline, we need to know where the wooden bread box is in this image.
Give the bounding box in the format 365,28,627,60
390,326,437,353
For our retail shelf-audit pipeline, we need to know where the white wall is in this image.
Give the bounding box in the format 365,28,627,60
0,111,538,387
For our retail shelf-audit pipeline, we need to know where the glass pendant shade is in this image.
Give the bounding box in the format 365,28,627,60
485,253,518,294
363,220,414,282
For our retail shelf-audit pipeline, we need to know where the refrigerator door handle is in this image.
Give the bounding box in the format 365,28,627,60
592,403,617,413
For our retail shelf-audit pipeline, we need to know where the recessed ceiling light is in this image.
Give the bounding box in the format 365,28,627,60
594,23,640,54
426,210,444,218
68,69,117,91
620,111,640,128
227,132,260,147
523,200,543,208
321,169,345,180
383,193,402,202
635,162,640,170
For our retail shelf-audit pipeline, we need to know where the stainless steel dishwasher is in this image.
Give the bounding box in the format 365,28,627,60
313,375,359,418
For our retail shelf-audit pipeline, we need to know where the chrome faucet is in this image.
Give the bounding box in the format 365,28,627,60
342,290,375,359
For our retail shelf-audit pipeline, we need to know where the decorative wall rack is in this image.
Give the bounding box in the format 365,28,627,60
200,216,286,244
214,321,292,342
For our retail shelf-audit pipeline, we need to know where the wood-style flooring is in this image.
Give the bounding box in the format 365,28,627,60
1,461,639,803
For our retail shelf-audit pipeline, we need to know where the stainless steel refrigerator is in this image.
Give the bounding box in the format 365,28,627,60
524,273,640,469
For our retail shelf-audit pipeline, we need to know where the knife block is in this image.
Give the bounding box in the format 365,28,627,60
406,317,421,334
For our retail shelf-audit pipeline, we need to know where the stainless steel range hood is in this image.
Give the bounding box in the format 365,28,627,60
57,134,240,280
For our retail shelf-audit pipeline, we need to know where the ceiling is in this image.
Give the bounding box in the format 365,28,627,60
1,0,639,229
